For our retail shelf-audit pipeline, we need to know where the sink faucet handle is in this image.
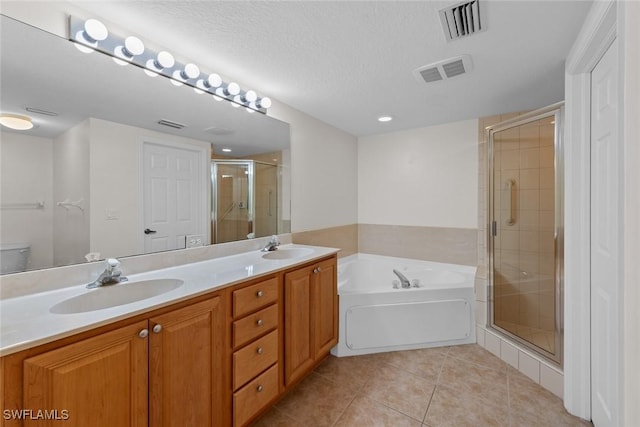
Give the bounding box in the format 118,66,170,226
106,258,120,271
269,235,279,244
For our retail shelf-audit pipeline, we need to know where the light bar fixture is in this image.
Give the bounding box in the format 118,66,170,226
68,16,271,113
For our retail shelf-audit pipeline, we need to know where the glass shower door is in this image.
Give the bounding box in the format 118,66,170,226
212,161,253,244
488,104,563,364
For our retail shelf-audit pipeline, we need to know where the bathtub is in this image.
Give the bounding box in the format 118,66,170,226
331,253,476,357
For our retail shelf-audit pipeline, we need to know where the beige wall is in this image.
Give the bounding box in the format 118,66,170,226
358,119,478,228
0,132,54,271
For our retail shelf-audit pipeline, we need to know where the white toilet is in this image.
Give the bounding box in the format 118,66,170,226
0,243,31,274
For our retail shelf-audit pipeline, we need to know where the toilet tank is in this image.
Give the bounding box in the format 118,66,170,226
0,243,30,274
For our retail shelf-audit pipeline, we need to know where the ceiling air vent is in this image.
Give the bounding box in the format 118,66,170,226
413,55,473,84
439,0,484,42
157,119,185,130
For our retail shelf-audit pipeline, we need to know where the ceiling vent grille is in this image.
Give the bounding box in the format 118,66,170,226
158,119,185,130
439,0,484,42
413,55,473,85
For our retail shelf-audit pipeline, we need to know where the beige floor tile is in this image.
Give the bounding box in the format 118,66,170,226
361,363,435,421
438,356,509,411
508,374,586,426
377,347,449,382
334,396,422,427
446,344,507,372
275,372,356,427
425,384,509,427
251,406,300,427
314,354,382,392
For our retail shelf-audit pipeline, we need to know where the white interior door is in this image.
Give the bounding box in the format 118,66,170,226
143,142,204,254
590,38,620,427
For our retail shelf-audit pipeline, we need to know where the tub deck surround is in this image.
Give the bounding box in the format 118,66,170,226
0,244,338,356
333,253,476,357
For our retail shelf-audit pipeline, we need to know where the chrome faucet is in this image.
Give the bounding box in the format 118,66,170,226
87,258,128,289
392,269,411,289
261,235,280,252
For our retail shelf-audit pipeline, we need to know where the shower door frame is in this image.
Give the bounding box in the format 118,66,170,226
486,102,565,366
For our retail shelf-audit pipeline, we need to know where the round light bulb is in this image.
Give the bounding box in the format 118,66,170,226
226,82,240,96
124,36,144,56
182,63,200,80
0,114,34,130
258,97,272,109
207,74,222,88
243,90,258,103
148,51,175,71
83,19,108,43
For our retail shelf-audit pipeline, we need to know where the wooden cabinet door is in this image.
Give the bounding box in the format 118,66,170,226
313,258,338,359
283,265,314,386
149,297,224,427
23,321,149,427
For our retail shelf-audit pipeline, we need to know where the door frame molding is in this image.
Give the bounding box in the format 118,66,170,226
563,0,618,419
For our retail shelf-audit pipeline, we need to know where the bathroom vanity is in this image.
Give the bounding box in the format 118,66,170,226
0,245,338,427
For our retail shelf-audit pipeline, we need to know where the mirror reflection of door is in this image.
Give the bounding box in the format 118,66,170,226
143,141,206,253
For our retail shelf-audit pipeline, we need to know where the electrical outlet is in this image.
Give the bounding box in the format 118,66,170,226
186,235,204,248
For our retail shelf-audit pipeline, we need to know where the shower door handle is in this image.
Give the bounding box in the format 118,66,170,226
505,179,515,225
492,221,497,237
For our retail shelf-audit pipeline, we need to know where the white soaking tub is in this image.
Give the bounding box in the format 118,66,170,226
331,253,476,357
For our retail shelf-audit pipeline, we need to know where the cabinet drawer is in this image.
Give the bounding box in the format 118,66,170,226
233,363,279,427
233,277,278,318
233,330,278,390
233,304,279,349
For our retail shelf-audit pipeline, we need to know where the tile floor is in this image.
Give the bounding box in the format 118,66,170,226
253,344,591,427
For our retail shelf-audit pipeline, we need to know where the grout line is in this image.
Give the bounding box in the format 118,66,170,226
422,384,437,424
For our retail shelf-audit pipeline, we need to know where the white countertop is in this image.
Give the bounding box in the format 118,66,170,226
0,244,338,356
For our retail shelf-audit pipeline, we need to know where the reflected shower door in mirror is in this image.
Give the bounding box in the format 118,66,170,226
212,160,280,244
0,15,291,274
488,103,563,365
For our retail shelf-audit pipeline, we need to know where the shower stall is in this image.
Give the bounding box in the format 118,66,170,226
487,103,564,364
211,160,280,244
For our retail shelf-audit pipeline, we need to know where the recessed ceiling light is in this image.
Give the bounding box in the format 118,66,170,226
221,148,232,153
0,114,34,130
378,116,393,122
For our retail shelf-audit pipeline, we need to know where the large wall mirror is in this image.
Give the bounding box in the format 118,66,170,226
0,15,291,274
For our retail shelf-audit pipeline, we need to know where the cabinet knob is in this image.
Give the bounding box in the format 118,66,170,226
138,329,149,338
256,319,264,327
313,267,322,273
257,347,264,355
152,324,162,334
256,290,264,298
256,385,264,392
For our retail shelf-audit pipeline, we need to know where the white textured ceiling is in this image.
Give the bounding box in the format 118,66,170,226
66,0,592,136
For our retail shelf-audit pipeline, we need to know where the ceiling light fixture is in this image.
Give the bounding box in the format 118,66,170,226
0,114,34,130
68,16,271,113
221,148,232,153
378,116,393,122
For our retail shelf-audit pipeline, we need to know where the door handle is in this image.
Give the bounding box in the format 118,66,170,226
144,228,157,234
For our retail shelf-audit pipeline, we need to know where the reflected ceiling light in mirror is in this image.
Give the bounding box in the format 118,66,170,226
0,113,34,130
377,116,393,122
221,148,232,153
69,16,271,113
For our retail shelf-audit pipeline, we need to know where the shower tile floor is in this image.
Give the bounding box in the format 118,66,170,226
252,344,591,427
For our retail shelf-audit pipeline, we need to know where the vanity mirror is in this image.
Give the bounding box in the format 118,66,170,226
0,15,291,274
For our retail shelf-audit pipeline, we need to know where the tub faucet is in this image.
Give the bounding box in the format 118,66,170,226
392,269,411,289
261,235,280,252
87,258,127,289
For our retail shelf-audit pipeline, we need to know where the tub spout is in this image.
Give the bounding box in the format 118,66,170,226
392,269,411,289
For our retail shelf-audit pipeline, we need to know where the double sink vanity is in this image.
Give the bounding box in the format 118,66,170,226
0,244,339,426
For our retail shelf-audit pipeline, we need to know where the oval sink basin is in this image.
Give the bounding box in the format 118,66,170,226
50,279,184,314
262,248,314,260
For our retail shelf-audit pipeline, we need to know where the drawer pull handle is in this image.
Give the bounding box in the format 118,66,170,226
138,329,149,338
256,290,264,298
257,347,264,355
256,319,264,326
152,324,162,334
256,385,264,392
